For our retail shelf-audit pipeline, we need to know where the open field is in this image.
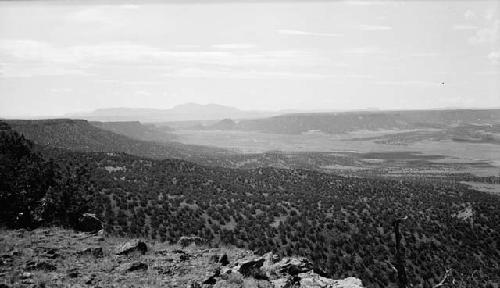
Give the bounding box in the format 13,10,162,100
172,130,500,177
461,181,500,195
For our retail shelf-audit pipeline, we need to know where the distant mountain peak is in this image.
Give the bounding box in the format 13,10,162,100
171,102,241,112
67,103,275,122
173,102,223,108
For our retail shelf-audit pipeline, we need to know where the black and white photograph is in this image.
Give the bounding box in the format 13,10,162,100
0,0,499,287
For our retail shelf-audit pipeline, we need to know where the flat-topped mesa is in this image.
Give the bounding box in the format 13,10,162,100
6,118,89,126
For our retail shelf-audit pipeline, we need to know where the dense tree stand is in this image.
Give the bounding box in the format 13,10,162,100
393,217,408,288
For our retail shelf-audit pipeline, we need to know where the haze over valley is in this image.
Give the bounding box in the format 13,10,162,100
1,1,500,287
5,105,500,184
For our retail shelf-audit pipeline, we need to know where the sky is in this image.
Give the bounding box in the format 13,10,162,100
0,0,499,117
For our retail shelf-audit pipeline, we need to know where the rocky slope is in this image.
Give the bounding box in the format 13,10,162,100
0,228,363,288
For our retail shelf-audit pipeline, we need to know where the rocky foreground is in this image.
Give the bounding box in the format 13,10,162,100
0,228,363,288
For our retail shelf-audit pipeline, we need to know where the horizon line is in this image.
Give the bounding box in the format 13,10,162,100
3,105,500,121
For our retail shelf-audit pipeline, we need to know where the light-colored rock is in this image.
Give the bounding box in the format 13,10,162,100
78,247,103,258
116,261,148,272
177,236,207,247
115,239,147,255
21,272,33,279
219,252,364,288
299,272,364,288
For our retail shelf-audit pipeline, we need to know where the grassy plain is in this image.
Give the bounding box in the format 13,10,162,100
172,129,500,177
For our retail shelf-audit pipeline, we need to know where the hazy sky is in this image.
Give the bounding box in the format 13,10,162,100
0,0,499,117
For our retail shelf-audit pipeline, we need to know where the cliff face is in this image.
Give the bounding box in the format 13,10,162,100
0,228,363,288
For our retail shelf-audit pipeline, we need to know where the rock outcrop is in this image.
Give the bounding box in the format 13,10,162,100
0,228,363,288
76,213,103,233
213,252,364,288
115,239,148,255
116,261,148,273
78,246,104,258
177,236,207,247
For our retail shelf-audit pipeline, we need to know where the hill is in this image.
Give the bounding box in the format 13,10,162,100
5,119,228,164
1,124,499,287
90,121,175,143
206,109,500,134
2,119,390,172
0,228,363,287
46,150,500,288
6,119,500,180
68,103,277,122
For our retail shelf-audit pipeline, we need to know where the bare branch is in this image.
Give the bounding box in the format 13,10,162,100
433,269,452,288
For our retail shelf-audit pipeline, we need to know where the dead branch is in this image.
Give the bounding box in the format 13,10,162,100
433,269,452,288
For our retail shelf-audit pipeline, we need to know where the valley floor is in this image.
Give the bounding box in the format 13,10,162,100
172,129,500,177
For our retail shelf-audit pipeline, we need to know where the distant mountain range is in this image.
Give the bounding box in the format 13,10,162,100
204,109,500,134
67,103,278,122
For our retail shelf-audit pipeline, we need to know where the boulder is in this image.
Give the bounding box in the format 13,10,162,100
177,236,207,247
210,254,220,263
298,272,364,288
83,273,97,285
128,262,148,272
239,258,268,280
25,260,56,271
21,272,33,279
78,247,103,258
115,240,147,255
179,253,191,261
202,268,221,285
258,253,313,279
218,253,364,288
203,276,217,285
210,253,230,266
219,253,229,266
275,256,313,276
0,253,13,264
67,269,79,278
41,247,60,259
76,213,102,233
116,261,148,272
189,281,202,288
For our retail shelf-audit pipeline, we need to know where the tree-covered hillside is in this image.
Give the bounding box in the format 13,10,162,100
90,121,176,143
46,149,500,287
1,121,499,287
6,119,229,163
4,119,379,171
